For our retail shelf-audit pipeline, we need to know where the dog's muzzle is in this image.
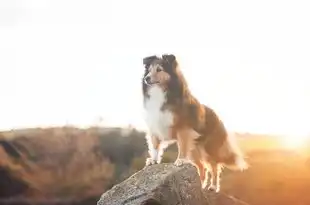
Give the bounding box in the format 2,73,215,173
144,76,159,86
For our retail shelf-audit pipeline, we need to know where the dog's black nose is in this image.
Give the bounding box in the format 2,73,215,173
145,76,151,84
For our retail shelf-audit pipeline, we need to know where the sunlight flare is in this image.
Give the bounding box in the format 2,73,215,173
281,135,309,149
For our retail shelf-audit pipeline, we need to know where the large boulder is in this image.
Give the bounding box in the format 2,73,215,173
98,163,250,205
97,163,207,205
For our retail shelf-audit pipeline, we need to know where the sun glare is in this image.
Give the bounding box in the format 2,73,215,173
282,135,309,149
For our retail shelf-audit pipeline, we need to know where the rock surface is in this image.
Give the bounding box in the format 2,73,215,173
97,163,250,205
97,163,206,205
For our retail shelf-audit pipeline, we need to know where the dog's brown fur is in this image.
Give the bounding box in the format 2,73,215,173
142,54,248,192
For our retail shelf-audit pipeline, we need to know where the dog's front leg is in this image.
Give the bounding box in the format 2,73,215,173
174,130,192,166
145,134,160,166
156,142,168,164
208,162,222,192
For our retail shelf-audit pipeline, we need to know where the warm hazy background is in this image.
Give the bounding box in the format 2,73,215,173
1,0,309,136
1,1,310,205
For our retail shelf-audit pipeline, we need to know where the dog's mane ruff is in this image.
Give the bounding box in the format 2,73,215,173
141,55,194,104
167,59,224,137
166,60,192,105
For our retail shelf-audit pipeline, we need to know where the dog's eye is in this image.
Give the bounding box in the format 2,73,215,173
156,68,162,72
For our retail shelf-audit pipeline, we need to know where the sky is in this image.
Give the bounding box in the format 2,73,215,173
0,0,309,136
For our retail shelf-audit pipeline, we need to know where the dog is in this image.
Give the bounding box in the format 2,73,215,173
141,54,248,192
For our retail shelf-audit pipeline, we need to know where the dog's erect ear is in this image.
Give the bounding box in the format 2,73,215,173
162,54,176,64
143,55,157,66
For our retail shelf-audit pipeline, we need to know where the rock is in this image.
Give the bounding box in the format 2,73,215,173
97,163,207,205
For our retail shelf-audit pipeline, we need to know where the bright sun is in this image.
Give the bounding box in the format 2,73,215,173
282,135,309,149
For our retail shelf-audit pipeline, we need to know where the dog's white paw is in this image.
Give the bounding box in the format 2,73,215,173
202,180,209,189
174,158,191,167
145,157,157,166
156,159,162,164
208,185,220,193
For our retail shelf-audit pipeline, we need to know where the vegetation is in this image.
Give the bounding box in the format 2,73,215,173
0,126,309,205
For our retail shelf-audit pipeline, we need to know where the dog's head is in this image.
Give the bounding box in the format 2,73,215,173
142,54,177,87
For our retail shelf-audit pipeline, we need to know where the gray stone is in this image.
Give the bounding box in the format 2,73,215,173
97,163,207,205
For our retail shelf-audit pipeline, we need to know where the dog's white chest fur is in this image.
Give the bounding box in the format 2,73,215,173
144,85,174,141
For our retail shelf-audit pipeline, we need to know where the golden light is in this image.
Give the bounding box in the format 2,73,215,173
281,135,309,150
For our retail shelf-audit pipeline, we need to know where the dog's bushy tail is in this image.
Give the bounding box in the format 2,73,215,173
219,133,249,171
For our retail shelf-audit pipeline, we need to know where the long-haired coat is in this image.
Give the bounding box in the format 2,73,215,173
141,54,248,192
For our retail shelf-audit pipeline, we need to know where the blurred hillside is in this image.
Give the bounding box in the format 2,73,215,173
0,126,146,204
0,126,310,205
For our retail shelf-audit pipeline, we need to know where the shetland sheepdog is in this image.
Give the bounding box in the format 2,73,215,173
141,54,248,192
